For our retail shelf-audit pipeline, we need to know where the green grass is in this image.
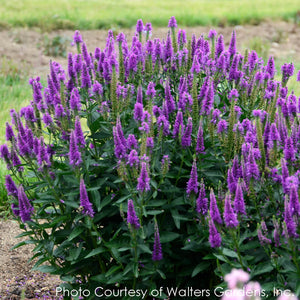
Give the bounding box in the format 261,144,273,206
0,0,299,30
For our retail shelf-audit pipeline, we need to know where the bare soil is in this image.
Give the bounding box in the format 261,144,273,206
0,20,300,79
0,20,300,299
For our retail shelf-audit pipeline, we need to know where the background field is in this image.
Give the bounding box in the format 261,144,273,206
0,0,300,208
0,0,300,30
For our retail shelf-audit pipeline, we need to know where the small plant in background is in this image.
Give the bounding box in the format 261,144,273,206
1,17,300,299
38,34,71,57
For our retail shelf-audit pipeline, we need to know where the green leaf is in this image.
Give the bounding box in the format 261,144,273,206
160,232,180,243
34,265,58,273
156,269,166,279
67,227,85,241
84,247,106,259
192,262,210,277
138,244,152,254
252,262,274,277
171,209,180,229
222,248,238,258
106,265,122,277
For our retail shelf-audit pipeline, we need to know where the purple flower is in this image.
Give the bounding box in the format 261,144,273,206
127,149,139,168
209,189,222,224
92,81,103,96
37,137,50,167
208,29,217,39
297,70,300,81
281,63,294,83
177,29,187,47
136,19,144,33
69,131,82,166
228,31,236,58
70,88,81,112
190,56,200,74
144,22,152,32
146,82,156,99
43,113,53,127
75,116,86,147
165,81,176,114
55,104,66,118
5,122,15,141
79,179,94,218
18,185,33,223
246,147,260,180
266,56,275,78
227,168,237,194
257,227,272,246
201,80,214,115
217,120,228,133
73,30,83,45
269,123,279,141
168,16,177,28
146,137,154,149
196,181,208,215
127,199,140,229
157,115,170,136
187,160,198,196
164,33,173,62
215,35,224,59
234,180,246,215
152,227,163,261
181,117,193,148
224,194,239,228
81,62,91,88
209,219,221,248
284,197,298,238
289,184,300,217
196,122,205,154
284,137,295,161
5,175,18,197
116,32,125,43
137,162,150,192
173,110,183,138
134,102,144,122
127,134,138,149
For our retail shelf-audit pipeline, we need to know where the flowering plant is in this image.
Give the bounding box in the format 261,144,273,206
1,17,300,298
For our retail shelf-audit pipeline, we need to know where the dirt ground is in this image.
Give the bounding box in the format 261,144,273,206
1,20,300,79
0,20,300,299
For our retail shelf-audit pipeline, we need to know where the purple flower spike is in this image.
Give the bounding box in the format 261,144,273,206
144,23,152,32
209,219,221,248
152,226,163,261
266,56,275,78
146,82,156,99
209,189,222,224
75,116,86,147
69,131,82,166
228,31,236,58
134,102,144,122
227,168,237,194
234,180,246,215
137,162,150,193
127,199,140,229
181,117,193,148
284,197,298,238
215,35,224,59
284,137,295,162
289,184,300,217
79,179,94,218
196,181,208,215
208,29,217,39
70,88,81,112
187,160,198,196
18,185,33,223
73,30,83,45
5,175,18,197
224,194,239,228
297,70,300,81
190,56,200,74
136,19,144,33
5,122,15,141
168,16,177,28
81,62,91,89
196,122,205,154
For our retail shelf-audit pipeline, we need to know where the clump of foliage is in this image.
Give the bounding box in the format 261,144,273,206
1,17,300,299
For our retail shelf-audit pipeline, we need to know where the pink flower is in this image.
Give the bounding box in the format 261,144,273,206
244,281,261,300
277,293,298,300
224,269,250,289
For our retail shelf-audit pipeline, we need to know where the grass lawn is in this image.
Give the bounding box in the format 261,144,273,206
0,0,299,30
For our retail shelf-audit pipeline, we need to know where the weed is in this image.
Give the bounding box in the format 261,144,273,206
38,35,71,58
